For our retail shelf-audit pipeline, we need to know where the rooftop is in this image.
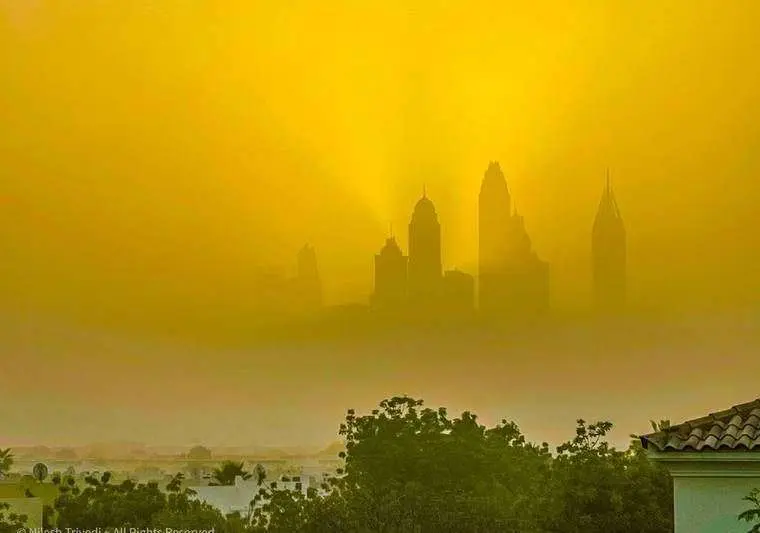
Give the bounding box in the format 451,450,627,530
640,399,760,452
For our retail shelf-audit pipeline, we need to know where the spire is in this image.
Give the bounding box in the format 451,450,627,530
422,183,427,198
595,170,622,224
389,222,394,238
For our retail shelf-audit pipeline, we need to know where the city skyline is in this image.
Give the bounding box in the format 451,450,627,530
273,161,628,320
2,0,760,458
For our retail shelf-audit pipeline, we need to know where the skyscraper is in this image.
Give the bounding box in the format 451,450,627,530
592,175,626,314
478,162,513,316
478,162,550,319
407,190,442,307
372,235,408,312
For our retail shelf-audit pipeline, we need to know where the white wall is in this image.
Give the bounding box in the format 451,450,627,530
674,476,760,533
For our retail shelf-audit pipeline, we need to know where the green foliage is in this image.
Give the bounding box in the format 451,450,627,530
51,471,234,530
0,449,13,478
0,501,28,533
739,488,760,533
211,461,252,486
255,397,673,533
33,462,49,483
8,398,674,532
254,463,267,486
0,449,27,533
547,420,673,533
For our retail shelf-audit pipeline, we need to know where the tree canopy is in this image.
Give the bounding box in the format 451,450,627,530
0,449,13,478
49,471,245,532
251,396,673,533
2,397,675,532
211,461,252,486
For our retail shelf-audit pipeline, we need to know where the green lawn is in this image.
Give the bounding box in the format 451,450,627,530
0,480,59,506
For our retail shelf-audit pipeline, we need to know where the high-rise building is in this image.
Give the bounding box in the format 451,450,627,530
371,235,408,311
479,162,513,316
478,162,550,319
592,176,626,314
407,190,442,306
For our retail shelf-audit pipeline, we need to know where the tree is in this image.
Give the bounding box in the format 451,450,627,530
546,419,672,533
255,396,553,532
739,488,760,533
151,473,247,532
33,462,49,483
51,471,243,531
210,461,251,486
0,502,28,533
0,449,13,479
254,463,267,486
628,419,672,450
187,445,212,461
253,396,674,533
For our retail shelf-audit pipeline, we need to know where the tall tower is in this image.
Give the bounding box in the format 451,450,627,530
592,175,626,314
407,190,442,305
296,244,323,313
478,162,512,315
372,235,408,311
478,161,550,319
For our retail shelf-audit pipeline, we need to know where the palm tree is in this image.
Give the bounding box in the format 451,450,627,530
628,419,672,453
254,463,267,486
209,461,251,486
0,448,14,479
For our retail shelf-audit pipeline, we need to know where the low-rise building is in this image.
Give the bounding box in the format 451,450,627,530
640,398,760,533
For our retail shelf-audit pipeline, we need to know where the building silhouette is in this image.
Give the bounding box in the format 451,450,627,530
592,175,626,314
371,235,408,312
441,269,475,316
478,162,550,320
407,189,443,308
294,244,323,314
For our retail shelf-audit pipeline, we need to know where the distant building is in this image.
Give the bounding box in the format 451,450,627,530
192,475,261,516
407,190,443,309
251,268,292,319
441,270,475,315
294,244,323,314
192,473,319,518
592,176,626,314
478,162,550,320
369,193,476,321
371,236,408,312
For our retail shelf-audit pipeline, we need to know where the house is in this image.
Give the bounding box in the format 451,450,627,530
640,398,760,533
191,476,261,516
191,473,318,518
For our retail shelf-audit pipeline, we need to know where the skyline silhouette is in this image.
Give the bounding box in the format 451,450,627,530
245,162,630,331
2,0,760,454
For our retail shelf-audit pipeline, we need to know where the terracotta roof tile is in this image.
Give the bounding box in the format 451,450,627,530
640,399,760,452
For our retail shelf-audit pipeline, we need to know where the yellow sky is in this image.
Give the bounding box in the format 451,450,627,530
3,0,760,320
1,1,760,446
